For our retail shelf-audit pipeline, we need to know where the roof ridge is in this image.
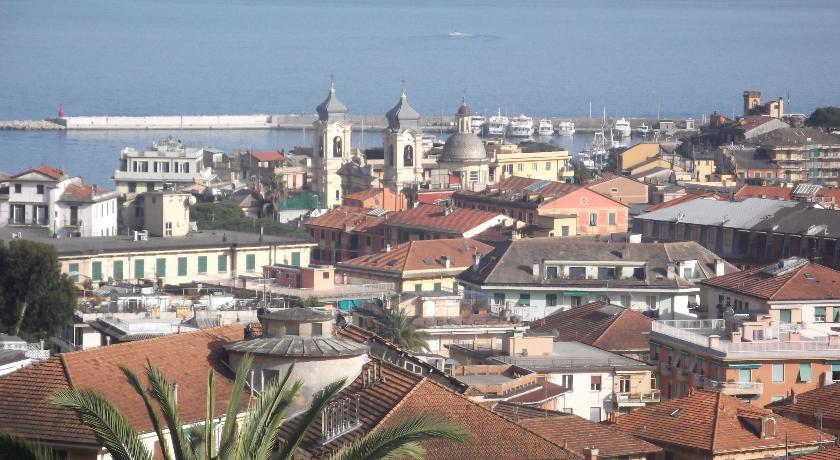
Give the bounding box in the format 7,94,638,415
770,263,811,300
60,323,242,357
710,391,723,451
58,353,76,388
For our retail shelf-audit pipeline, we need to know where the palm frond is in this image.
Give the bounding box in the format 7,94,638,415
275,378,347,460
204,370,215,460
329,413,469,460
121,365,174,460
217,354,254,460
234,364,299,460
50,388,153,460
144,363,196,460
0,432,54,460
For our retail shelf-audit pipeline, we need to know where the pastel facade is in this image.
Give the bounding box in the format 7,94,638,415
113,139,212,194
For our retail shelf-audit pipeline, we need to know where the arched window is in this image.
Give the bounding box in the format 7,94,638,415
333,136,343,157
404,145,414,167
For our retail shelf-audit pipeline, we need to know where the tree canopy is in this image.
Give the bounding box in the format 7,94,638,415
806,107,840,128
0,240,76,341
191,203,308,239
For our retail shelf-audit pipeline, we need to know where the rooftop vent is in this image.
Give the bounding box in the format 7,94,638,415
669,408,683,417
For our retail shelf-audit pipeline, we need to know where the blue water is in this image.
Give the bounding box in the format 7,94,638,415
1,0,839,186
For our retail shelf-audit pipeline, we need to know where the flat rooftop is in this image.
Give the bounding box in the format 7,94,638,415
493,341,651,372
0,228,312,256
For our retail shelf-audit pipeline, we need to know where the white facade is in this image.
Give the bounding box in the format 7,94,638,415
546,370,614,422
113,139,213,194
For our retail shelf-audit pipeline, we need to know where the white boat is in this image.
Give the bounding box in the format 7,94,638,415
486,110,509,136
537,119,554,136
507,115,534,137
636,123,650,136
471,115,487,134
614,118,631,138
579,129,609,170
557,120,575,136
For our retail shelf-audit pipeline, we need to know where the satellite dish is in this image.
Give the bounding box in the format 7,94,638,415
187,195,198,206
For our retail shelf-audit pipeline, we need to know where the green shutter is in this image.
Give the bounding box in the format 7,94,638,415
246,254,256,272
218,255,227,273
198,256,207,274
156,258,166,277
772,363,784,382
799,363,812,382
291,251,301,267
833,363,840,373
92,261,102,281
68,263,80,282
178,257,187,276
113,261,124,281
135,259,145,279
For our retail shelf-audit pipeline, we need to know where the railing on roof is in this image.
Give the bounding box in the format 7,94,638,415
703,379,763,395
495,356,643,370
614,390,660,404
255,282,396,300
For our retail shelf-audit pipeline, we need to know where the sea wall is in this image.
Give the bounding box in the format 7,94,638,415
58,114,275,130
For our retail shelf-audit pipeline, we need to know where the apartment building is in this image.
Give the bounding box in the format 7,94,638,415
458,237,736,321
585,172,650,205
304,206,387,264
382,203,515,244
485,141,574,183
751,128,840,186
113,139,214,194
649,314,840,407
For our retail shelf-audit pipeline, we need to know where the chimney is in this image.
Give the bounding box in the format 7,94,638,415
532,263,541,278
666,263,676,280
583,447,599,460
715,258,725,277
442,255,451,268
173,382,179,405
730,330,742,343
708,335,720,348
473,252,482,270
259,225,264,242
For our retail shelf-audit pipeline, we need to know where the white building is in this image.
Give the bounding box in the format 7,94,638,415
459,237,738,321
113,138,215,194
0,165,118,237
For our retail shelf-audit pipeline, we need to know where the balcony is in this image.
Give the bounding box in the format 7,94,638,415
823,373,839,387
702,379,763,396
659,362,673,376
614,390,660,406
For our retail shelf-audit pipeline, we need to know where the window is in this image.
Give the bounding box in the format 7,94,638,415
597,267,616,279
546,294,557,307
620,294,631,307
618,376,631,393
569,267,586,279
14,184,21,193
545,162,551,170
468,170,479,182
197,256,207,274
570,296,583,308
311,323,323,336
561,225,569,236
531,163,538,171
608,212,616,225
546,266,558,279
590,375,602,391
156,258,166,277
286,323,299,335
814,307,826,323
494,293,505,305
589,407,601,422
779,309,792,324
589,213,598,226
113,261,124,281
68,263,80,282
36,184,44,194
832,363,840,382
798,363,812,383
165,222,173,237
517,163,524,172
246,254,256,272
415,284,422,292
651,374,658,390
177,257,187,276
560,374,573,390
519,293,530,306
92,261,102,281
291,251,301,267
772,363,784,383
433,282,442,291
218,255,228,273
134,259,144,279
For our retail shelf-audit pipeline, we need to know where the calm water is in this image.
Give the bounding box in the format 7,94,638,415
1,0,839,185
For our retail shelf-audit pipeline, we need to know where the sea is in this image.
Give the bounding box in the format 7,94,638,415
1,0,839,186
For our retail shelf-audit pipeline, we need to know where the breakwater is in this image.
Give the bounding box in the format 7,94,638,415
0,114,689,132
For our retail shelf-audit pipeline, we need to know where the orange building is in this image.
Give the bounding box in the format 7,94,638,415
342,187,407,211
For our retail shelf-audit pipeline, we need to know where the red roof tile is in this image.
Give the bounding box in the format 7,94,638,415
60,183,113,202
701,259,840,301
492,402,662,458
611,391,833,454
505,380,567,404
774,383,840,426
457,176,579,204
337,238,493,275
0,325,247,447
385,204,505,235
735,185,794,201
250,151,286,162
12,164,66,180
529,301,653,353
304,206,386,233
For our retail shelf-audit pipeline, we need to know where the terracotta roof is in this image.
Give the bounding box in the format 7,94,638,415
492,402,662,458
455,176,579,205
505,380,567,404
0,325,247,446
611,391,833,454
60,183,114,202
774,383,840,425
735,115,779,132
337,238,493,275
344,188,387,202
12,164,65,180
584,171,643,187
280,360,578,459
643,192,718,212
529,301,652,352
304,206,386,233
795,446,840,459
735,185,793,201
250,151,286,162
385,204,505,235
701,259,840,301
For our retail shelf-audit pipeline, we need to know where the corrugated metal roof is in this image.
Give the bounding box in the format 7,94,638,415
637,197,796,228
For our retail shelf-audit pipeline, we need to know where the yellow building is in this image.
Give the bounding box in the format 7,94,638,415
40,230,314,286
619,143,661,172
335,238,493,293
122,190,193,237
487,142,573,183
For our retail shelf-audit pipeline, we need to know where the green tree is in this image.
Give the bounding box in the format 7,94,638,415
571,160,594,185
380,308,430,353
268,172,289,220
190,203,308,239
0,240,76,340
806,107,840,128
1,355,467,460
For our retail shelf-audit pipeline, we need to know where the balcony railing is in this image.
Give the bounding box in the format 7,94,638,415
823,373,839,387
614,390,660,405
703,379,763,395
659,362,673,375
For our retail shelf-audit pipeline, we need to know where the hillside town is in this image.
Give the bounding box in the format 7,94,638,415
2,86,840,460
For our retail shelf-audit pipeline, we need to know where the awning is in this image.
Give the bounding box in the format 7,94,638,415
564,291,588,297
728,363,762,369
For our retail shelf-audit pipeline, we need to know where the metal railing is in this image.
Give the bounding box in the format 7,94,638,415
497,356,647,371
254,282,396,300
614,390,660,404
703,379,763,395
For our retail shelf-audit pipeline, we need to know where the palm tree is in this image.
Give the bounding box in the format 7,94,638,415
380,308,431,353
268,172,288,221
0,355,467,460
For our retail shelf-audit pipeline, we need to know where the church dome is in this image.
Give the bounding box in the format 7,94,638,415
440,132,487,163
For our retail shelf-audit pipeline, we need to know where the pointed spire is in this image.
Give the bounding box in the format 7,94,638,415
316,77,347,122
386,84,420,131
